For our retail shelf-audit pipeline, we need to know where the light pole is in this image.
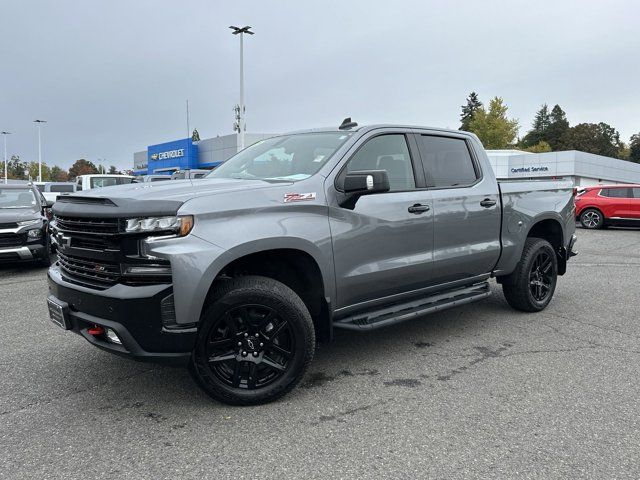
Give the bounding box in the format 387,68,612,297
1,131,12,184
229,25,254,151
34,119,47,182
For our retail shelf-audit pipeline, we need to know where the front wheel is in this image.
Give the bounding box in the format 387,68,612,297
190,276,315,406
502,237,558,312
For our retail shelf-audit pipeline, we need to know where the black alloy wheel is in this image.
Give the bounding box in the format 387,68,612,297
528,250,553,302
190,276,315,405
206,304,295,390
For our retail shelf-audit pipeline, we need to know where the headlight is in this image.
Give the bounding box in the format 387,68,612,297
18,219,41,227
27,229,43,239
124,215,194,237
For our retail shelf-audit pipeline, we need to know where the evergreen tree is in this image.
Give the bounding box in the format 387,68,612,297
459,92,483,132
522,104,551,147
468,97,519,149
546,105,570,150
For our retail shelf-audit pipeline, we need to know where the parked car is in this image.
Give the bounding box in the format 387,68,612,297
47,121,576,405
170,169,210,180
75,174,136,191
137,174,172,183
575,184,640,229
0,184,52,266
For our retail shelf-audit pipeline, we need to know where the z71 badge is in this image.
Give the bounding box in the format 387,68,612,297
284,192,316,203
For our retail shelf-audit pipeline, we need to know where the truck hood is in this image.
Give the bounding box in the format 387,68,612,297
0,207,40,224
52,178,290,218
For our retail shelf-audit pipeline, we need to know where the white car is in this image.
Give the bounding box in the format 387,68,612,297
75,174,136,191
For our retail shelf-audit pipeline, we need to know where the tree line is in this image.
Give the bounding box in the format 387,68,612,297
0,157,129,182
459,92,640,162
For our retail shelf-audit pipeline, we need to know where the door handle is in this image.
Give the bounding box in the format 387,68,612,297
480,198,497,208
408,203,430,214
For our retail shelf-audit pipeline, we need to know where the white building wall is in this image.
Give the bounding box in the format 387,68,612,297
486,150,640,186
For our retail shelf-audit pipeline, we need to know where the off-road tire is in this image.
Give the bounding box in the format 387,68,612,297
502,237,558,312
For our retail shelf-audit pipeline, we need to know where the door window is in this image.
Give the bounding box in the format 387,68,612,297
346,134,415,191
418,135,478,188
633,188,640,198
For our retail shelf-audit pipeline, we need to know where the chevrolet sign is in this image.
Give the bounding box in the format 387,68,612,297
154,149,185,160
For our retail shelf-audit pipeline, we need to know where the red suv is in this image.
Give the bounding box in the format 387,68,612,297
575,184,640,229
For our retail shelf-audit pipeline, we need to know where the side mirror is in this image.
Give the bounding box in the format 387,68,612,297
337,170,390,209
45,199,55,208
342,170,390,195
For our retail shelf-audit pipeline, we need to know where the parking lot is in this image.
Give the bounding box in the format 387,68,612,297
0,228,638,479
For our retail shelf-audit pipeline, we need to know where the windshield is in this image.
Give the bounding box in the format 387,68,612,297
208,132,352,181
0,188,37,209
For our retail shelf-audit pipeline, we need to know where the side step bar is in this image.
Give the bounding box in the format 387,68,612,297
333,281,491,331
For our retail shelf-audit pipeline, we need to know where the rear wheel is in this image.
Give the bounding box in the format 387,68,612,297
190,276,315,406
580,208,604,229
502,237,558,312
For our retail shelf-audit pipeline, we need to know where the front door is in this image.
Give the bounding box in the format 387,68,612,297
329,133,434,310
416,133,502,285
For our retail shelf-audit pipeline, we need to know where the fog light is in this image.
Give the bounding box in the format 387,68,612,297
105,328,122,345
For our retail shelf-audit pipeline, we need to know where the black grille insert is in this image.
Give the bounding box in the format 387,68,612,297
0,233,26,248
57,252,120,289
55,216,120,235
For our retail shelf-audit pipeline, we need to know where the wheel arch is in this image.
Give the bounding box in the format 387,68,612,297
526,218,566,275
200,245,333,343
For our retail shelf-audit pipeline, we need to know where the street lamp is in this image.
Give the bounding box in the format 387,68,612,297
229,25,254,151
34,119,47,182
1,131,12,184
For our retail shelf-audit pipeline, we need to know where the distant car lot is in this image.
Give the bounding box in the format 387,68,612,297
1,227,639,479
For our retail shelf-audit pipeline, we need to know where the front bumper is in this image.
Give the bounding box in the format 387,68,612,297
0,242,47,262
47,265,196,365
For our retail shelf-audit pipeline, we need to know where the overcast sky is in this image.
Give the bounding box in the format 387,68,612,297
1,0,638,171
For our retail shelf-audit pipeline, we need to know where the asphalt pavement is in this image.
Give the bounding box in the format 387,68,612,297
1,228,639,479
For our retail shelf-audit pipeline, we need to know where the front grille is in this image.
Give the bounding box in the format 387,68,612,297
57,252,120,290
0,233,26,248
55,216,120,235
54,215,172,290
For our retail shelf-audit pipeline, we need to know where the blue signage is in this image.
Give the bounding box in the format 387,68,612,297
146,138,198,174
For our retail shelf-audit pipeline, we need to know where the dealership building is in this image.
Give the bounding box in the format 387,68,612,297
133,133,274,176
133,134,640,186
486,150,640,186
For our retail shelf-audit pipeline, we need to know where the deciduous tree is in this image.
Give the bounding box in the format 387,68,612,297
68,159,99,180
468,97,519,149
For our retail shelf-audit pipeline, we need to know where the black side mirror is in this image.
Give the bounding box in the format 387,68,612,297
343,170,390,195
337,170,390,209
45,200,55,208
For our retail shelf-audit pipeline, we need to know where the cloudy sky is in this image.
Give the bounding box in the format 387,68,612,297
1,0,638,171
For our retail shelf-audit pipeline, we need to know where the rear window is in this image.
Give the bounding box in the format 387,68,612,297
90,177,134,188
49,184,74,193
150,177,170,182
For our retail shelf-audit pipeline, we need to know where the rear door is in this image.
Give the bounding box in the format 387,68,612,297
329,132,434,309
415,133,501,285
599,188,631,219
629,188,640,219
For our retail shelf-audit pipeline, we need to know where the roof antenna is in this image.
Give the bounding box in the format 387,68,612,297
339,117,358,130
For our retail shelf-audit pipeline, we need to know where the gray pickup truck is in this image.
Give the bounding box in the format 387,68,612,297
47,120,577,405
